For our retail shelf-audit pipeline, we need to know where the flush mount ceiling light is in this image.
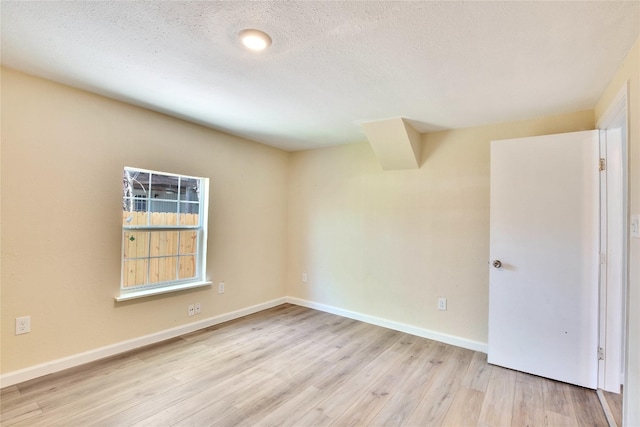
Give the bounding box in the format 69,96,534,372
238,29,272,51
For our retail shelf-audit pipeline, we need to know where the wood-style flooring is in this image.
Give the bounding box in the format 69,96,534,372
0,304,609,426
603,389,623,427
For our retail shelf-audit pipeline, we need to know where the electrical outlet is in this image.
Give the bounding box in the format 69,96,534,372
188,304,195,317
16,316,30,335
438,298,447,311
218,282,225,294
195,303,201,315
302,273,308,283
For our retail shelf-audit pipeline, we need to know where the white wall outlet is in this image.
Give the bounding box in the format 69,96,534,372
438,298,447,311
16,316,30,335
195,303,201,315
188,304,195,317
302,273,308,283
218,282,225,294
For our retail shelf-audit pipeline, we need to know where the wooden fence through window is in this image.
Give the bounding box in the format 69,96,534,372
122,211,199,287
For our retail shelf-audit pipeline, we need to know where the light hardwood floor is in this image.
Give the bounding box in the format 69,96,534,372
0,304,609,426
603,389,623,427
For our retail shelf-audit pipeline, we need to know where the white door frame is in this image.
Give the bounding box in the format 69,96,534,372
596,84,629,396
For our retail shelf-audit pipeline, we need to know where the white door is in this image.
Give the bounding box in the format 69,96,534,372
488,130,600,389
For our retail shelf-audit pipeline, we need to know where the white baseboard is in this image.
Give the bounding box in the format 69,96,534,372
0,297,287,388
286,297,488,354
1,295,487,388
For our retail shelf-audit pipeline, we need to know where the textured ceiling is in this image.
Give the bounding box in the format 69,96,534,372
1,1,638,151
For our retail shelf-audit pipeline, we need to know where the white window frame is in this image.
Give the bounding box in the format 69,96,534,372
116,167,210,301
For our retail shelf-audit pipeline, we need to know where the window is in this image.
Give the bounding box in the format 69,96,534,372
119,167,209,300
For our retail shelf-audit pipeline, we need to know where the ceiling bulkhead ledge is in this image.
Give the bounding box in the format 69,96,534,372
361,117,423,170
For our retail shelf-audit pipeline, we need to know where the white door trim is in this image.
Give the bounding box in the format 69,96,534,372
596,83,629,397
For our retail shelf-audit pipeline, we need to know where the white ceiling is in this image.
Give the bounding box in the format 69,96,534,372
1,1,638,151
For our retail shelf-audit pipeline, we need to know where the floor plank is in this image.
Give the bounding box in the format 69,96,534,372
461,350,493,392
570,386,609,427
0,304,610,427
466,357,517,427
329,336,430,426
292,335,424,426
543,376,580,426
405,345,474,426
441,387,485,427
512,371,546,427
0,402,41,427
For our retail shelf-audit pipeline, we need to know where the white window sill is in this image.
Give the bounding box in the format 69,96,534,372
115,281,212,302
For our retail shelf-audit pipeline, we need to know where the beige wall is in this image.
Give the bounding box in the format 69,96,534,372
286,110,594,345
595,36,640,426
0,68,289,373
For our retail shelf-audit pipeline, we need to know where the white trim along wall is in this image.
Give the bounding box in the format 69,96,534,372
0,298,487,388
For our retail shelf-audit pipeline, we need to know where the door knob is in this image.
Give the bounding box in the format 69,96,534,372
493,260,502,269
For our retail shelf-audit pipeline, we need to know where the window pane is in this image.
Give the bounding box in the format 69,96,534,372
150,174,179,201
123,170,150,194
149,256,178,284
131,172,151,192
123,231,149,259
178,255,197,280
149,231,179,257
179,230,198,255
122,259,148,288
122,210,148,226
147,173,179,226
180,178,200,202
179,203,199,225
122,197,148,212
149,198,178,213
149,210,177,226
149,198,178,214
123,170,151,226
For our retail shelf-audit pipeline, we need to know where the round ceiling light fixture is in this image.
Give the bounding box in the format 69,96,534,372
238,29,272,51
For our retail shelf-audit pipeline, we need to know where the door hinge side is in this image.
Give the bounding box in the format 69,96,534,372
598,347,605,361
599,158,606,171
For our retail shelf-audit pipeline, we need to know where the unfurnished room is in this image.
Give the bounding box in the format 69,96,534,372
1,1,639,426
